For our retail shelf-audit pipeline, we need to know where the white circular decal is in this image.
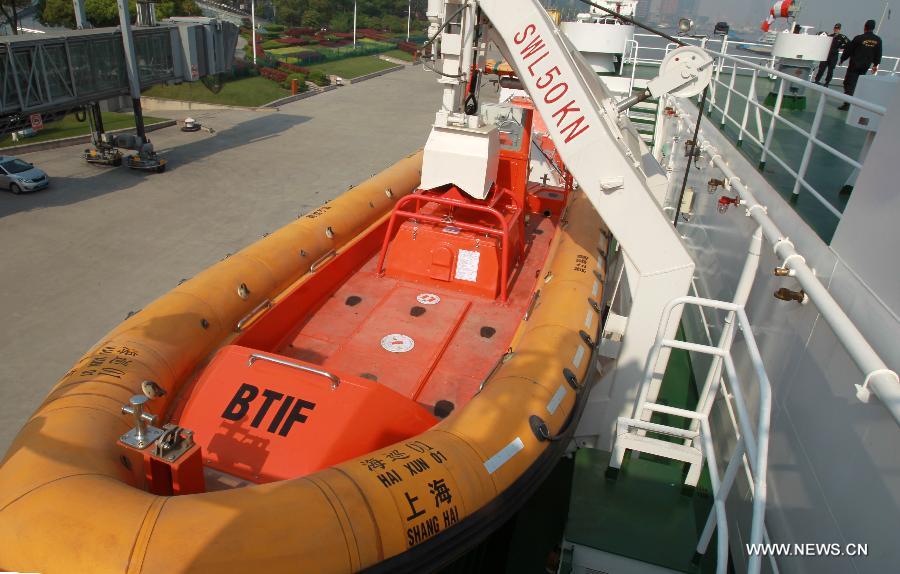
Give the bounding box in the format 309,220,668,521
416,293,441,305
381,334,415,353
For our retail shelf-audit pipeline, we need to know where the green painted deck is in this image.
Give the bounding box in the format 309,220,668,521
623,63,868,241
560,328,718,573
565,448,716,573
439,329,719,573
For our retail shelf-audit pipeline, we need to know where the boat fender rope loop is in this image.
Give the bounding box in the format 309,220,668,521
563,368,580,390
588,298,602,314
529,415,551,442
579,330,595,348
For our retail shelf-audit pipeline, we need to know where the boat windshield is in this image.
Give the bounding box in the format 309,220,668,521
1,159,32,174
481,104,526,151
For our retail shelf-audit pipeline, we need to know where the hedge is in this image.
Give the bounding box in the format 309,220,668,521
260,67,288,83
279,62,311,74
282,73,308,91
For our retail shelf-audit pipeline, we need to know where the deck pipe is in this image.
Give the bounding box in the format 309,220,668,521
701,141,900,428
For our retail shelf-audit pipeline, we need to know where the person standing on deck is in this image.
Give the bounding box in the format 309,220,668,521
838,19,882,110
814,23,849,88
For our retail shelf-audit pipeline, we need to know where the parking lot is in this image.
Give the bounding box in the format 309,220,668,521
0,66,441,456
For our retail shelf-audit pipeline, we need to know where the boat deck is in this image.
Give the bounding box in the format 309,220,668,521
278,214,557,412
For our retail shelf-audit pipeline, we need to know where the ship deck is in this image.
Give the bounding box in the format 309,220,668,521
624,62,866,241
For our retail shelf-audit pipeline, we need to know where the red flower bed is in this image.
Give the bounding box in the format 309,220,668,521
259,67,288,82
275,37,311,46
397,41,418,54
286,27,315,37
278,62,310,74
358,29,391,41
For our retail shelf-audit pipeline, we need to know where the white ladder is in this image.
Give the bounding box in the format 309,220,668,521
609,295,774,574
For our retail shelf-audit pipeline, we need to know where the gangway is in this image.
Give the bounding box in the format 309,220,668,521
0,17,238,134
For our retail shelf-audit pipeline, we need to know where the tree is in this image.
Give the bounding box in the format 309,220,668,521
272,0,305,26
328,11,352,32
301,6,321,29
0,0,31,34
156,0,202,20
40,0,200,28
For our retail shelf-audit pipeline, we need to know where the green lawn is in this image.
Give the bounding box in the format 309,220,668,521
267,46,315,55
0,112,168,149
143,76,290,108
306,56,398,79
382,49,414,62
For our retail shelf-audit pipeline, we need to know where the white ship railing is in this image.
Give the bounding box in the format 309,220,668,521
615,293,774,574
620,32,892,235
625,33,900,81
696,136,900,428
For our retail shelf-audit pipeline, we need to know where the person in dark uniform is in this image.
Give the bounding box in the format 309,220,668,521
838,19,883,109
814,23,849,88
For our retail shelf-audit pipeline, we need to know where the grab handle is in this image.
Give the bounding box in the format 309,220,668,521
236,299,272,332
310,250,337,272
247,353,340,390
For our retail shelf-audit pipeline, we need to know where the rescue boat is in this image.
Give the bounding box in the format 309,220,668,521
0,98,608,573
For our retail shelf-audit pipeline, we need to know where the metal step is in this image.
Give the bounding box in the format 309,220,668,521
610,418,704,486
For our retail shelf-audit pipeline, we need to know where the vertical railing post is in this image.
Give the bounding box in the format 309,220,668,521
738,69,758,147
791,91,827,196
721,60,737,127
629,40,638,95
759,79,784,168
708,52,722,113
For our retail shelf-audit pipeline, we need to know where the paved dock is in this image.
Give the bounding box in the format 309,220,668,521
0,67,441,456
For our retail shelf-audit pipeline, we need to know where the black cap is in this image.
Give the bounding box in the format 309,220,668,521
834,23,841,29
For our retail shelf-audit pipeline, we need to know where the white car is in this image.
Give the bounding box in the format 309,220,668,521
0,156,50,194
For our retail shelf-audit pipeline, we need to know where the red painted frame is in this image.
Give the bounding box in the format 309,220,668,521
374,191,516,302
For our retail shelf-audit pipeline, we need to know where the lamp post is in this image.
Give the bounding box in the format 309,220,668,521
353,1,357,47
251,0,257,65
407,0,411,41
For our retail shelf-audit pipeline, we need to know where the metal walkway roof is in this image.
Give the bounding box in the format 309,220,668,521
0,19,238,124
